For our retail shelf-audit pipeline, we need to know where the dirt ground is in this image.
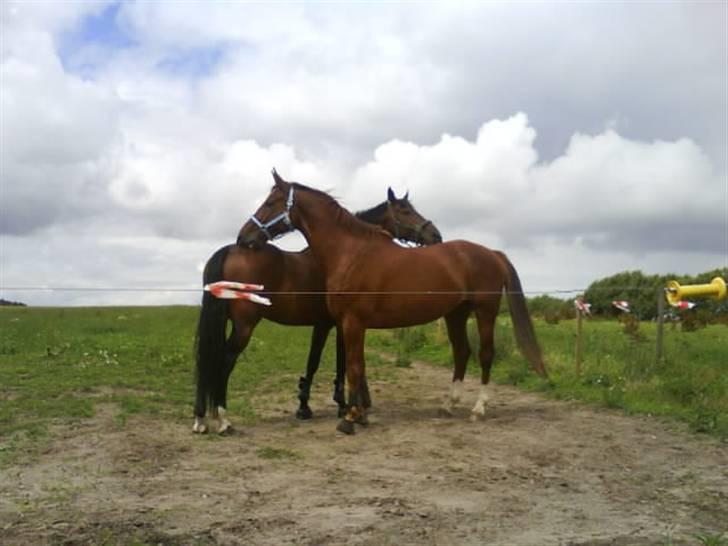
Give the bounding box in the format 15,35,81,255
1,359,726,546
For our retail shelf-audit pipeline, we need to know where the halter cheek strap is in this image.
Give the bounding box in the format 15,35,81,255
416,219,433,239
393,217,433,244
250,187,295,241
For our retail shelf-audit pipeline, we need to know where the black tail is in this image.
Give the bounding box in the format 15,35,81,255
194,245,233,417
496,251,549,378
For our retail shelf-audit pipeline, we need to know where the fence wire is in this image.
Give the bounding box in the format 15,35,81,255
0,285,673,296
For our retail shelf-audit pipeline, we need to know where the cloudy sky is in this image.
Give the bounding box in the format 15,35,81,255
1,0,726,306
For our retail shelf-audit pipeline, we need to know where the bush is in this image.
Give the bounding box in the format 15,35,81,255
393,327,429,367
681,309,710,332
544,310,560,325
527,295,574,321
620,314,645,342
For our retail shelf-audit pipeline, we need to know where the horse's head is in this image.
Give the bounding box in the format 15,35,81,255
237,169,296,249
382,187,442,245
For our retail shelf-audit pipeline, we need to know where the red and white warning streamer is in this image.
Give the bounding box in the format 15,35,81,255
204,281,272,306
671,301,696,310
574,298,591,315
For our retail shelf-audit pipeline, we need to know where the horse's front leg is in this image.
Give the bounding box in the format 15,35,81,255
337,318,367,435
333,327,370,417
333,326,347,417
296,323,333,419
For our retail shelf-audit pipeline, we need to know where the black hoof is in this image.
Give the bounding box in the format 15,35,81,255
337,419,355,435
296,406,314,420
355,414,369,426
337,406,348,418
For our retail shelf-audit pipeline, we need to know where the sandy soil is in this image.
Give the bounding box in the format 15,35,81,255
1,359,726,546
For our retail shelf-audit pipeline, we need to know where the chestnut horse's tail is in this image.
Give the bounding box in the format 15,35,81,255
194,245,232,416
496,251,549,378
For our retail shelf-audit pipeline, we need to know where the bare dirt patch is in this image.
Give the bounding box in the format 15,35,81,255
1,360,726,545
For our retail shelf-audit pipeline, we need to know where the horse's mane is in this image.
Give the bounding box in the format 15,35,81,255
354,201,388,223
290,182,391,240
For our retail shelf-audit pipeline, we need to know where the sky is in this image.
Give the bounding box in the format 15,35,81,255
0,0,726,306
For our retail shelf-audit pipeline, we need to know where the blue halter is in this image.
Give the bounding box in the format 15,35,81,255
249,186,295,241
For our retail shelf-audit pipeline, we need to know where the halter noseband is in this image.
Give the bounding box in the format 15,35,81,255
249,186,295,241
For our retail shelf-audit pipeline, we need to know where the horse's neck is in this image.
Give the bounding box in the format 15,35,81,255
297,195,370,272
354,202,387,226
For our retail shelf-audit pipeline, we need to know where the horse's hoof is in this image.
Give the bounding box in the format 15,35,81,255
337,419,355,435
296,406,314,420
469,413,480,423
437,407,453,418
193,418,208,434
218,422,234,435
337,406,347,418
355,414,369,426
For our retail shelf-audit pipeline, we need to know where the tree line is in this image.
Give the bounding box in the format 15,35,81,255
522,267,728,323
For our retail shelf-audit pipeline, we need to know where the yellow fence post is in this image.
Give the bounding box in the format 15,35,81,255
665,277,726,305
660,276,725,365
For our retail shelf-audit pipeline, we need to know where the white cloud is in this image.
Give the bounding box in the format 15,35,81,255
345,114,723,255
1,13,120,235
0,2,725,306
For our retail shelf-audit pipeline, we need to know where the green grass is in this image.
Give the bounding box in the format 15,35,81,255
0,306,337,466
0,306,399,467
1,306,726,468
694,533,727,546
256,446,302,460
367,316,728,440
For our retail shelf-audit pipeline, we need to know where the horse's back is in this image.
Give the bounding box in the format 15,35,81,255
221,244,324,290
443,240,508,275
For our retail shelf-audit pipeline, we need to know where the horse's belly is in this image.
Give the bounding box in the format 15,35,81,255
261,294,331,325
364,294,464,328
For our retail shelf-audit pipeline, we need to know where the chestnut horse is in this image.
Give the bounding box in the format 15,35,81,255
237,171,547,435
194,189,441,433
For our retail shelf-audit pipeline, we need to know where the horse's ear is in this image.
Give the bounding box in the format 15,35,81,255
272,168,287,189
404,190,409,201
387,187,396,203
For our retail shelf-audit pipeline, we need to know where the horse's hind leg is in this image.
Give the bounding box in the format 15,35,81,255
296,323,333,419
333,326,347,417
215,302,260,434
470,301,499,422
440,305,472,417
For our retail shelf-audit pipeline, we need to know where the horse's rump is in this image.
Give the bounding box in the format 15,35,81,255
224,244,330,325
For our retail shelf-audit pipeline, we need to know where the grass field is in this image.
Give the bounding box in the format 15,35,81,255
368,315,728,440
1,306,726,468
0,306,393,467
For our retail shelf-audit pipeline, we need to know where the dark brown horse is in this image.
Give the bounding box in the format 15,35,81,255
237,171,547,434
194,189,441,433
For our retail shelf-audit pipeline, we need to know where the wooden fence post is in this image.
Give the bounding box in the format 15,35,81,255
575,308,583,376
656,287,665,365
